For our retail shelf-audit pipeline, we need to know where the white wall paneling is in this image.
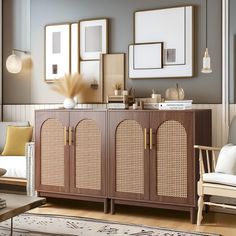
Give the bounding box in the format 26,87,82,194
2,104,106,126
2,104,223,147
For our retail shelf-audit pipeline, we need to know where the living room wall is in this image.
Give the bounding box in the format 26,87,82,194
2,0,222,104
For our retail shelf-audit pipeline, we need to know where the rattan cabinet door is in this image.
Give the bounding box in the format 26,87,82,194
109,111,150,201
69,111,106,196
35,111,70,193
149,111,194,205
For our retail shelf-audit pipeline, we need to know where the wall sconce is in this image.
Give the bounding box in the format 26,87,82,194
6,49,28,74
201,0,212,73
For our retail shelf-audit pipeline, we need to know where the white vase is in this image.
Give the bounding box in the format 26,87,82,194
63,98,76,109
114,90,120,96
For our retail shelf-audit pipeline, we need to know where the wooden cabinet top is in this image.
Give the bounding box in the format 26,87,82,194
35,108,211,113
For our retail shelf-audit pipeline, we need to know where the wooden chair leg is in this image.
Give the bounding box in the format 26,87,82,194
197,195,204,226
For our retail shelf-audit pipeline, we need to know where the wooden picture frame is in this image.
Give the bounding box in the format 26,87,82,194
79,19,108,60
78,60,103,103
101,53,125,102
45,24,70,82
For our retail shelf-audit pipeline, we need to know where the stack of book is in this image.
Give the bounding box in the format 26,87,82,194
107,95,134,109
0,198,6,209
159,100,193,110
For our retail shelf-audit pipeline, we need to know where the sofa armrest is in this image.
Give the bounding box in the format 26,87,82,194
25,142,36,196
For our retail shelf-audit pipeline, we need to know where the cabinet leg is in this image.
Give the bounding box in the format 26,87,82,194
110,199,115,215
104,199,109,214
190,208,197,224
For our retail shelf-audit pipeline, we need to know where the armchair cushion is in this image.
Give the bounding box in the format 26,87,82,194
203,172,236,187
215,143,236,175
0,156,26,178
1,126,33,156
0,121,29,152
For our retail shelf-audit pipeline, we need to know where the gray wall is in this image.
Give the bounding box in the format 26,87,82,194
3,0,31,104
3,0,222,104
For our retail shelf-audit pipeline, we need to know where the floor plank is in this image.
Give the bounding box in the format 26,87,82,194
29,199,236,236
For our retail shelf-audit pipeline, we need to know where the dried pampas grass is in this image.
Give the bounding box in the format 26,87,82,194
51,73,84,98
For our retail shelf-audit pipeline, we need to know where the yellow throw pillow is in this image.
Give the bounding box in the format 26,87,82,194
1,126,33,156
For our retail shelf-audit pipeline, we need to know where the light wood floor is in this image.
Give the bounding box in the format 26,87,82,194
29,198,236,236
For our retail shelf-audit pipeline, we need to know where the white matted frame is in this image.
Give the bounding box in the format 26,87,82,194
71,23,79,74
80,19,108,60
45,24,70,82
130,6,193,78
132,43,163,69
101,53,125,102
79,60,102,103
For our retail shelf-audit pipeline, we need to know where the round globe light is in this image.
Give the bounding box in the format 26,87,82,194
6,54,22,73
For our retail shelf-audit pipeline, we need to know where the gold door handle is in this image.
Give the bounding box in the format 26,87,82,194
64,127,67,146
144,128,147,150
150,128,153,150
69,127,72,146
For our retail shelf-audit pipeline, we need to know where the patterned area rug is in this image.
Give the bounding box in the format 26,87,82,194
0,213,218,236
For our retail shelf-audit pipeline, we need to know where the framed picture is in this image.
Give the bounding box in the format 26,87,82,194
78,60,102,103
79,19,108,60
101,53,125,102
71,23,79,74
130,6,193,78
45,24,70,82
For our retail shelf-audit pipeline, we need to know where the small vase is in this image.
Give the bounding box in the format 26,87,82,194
114,90,120,96
63,98,76,109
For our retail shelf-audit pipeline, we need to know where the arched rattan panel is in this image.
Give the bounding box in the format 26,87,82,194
116,120,144,194
157,120,187,198
75,119,101,190
41,119,64,186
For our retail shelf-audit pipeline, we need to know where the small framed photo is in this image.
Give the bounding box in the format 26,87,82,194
132,43,163,69
78,60,103,103
79,19,108,60
101,53,125,102
45,24,70,82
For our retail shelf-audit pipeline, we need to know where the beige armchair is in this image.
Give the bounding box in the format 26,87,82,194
195,117,236,225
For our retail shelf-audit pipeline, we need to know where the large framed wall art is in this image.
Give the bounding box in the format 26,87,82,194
129,6,194,79
45,24,70,82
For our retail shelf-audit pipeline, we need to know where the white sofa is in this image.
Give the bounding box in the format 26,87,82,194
0,122,35,196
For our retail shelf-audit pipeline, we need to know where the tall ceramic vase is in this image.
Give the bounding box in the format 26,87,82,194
63,97,76,109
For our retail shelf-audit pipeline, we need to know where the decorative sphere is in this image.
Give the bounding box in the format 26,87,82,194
165,87,185,100
6,54,22,73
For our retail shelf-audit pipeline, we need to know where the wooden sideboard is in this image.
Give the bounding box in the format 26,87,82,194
35,109,108,212
35,109,211,222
